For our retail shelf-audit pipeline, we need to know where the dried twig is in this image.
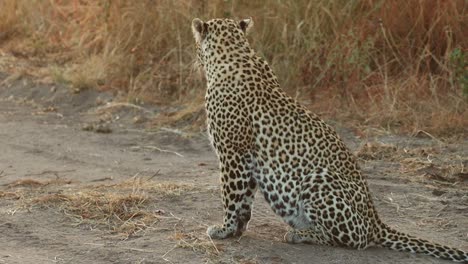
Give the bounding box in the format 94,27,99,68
160,127,189,137
83,243,105,247
161,245,177,262
97,102,153,114
148,170,161,181
24,169,76,177
207,234,220,255
414,130,444,145
121,247,155,253
131,146,184,158
90,176,114,182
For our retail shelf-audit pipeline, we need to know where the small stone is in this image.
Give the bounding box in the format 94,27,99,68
432,189,446,196
95,124,112,134
133,115,147,124
81,123,94,131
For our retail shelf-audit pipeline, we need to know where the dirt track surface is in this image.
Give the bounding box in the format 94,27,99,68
0,74,467,264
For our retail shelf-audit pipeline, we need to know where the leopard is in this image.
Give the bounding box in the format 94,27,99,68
191,17,468,262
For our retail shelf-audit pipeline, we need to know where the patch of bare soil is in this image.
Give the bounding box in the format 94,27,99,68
0,73,467,264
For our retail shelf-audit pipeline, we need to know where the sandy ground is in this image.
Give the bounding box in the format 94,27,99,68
0,73,467,264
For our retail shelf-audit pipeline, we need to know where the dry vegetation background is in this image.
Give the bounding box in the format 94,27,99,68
0,0,467,136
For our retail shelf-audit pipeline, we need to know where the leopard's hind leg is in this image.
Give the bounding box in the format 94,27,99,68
284,225,333,246
284,168,373,250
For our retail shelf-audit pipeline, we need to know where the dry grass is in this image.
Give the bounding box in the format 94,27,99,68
106,174,197,196
5,177,73,188
0,0,467,136
400,152,468,184
0,190,21,200
356,141,468,184
0,175,196,238
33,191,159,237
356,142,398,160
172,231,221,257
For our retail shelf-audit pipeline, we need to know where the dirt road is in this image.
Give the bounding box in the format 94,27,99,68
0,75,467,263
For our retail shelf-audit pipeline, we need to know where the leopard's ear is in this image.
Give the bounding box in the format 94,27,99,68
239,17,253,35
192,18,206,43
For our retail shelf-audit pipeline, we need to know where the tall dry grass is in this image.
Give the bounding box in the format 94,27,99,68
0,0,466,136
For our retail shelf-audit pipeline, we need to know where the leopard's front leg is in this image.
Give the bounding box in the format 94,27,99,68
207,151,257,239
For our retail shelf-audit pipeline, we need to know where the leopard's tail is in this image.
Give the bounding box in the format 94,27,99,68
377,223,467,262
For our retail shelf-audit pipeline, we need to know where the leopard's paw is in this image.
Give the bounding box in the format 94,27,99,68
207,225,235,239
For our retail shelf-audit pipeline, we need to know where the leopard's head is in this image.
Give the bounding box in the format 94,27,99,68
191,18,253,70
